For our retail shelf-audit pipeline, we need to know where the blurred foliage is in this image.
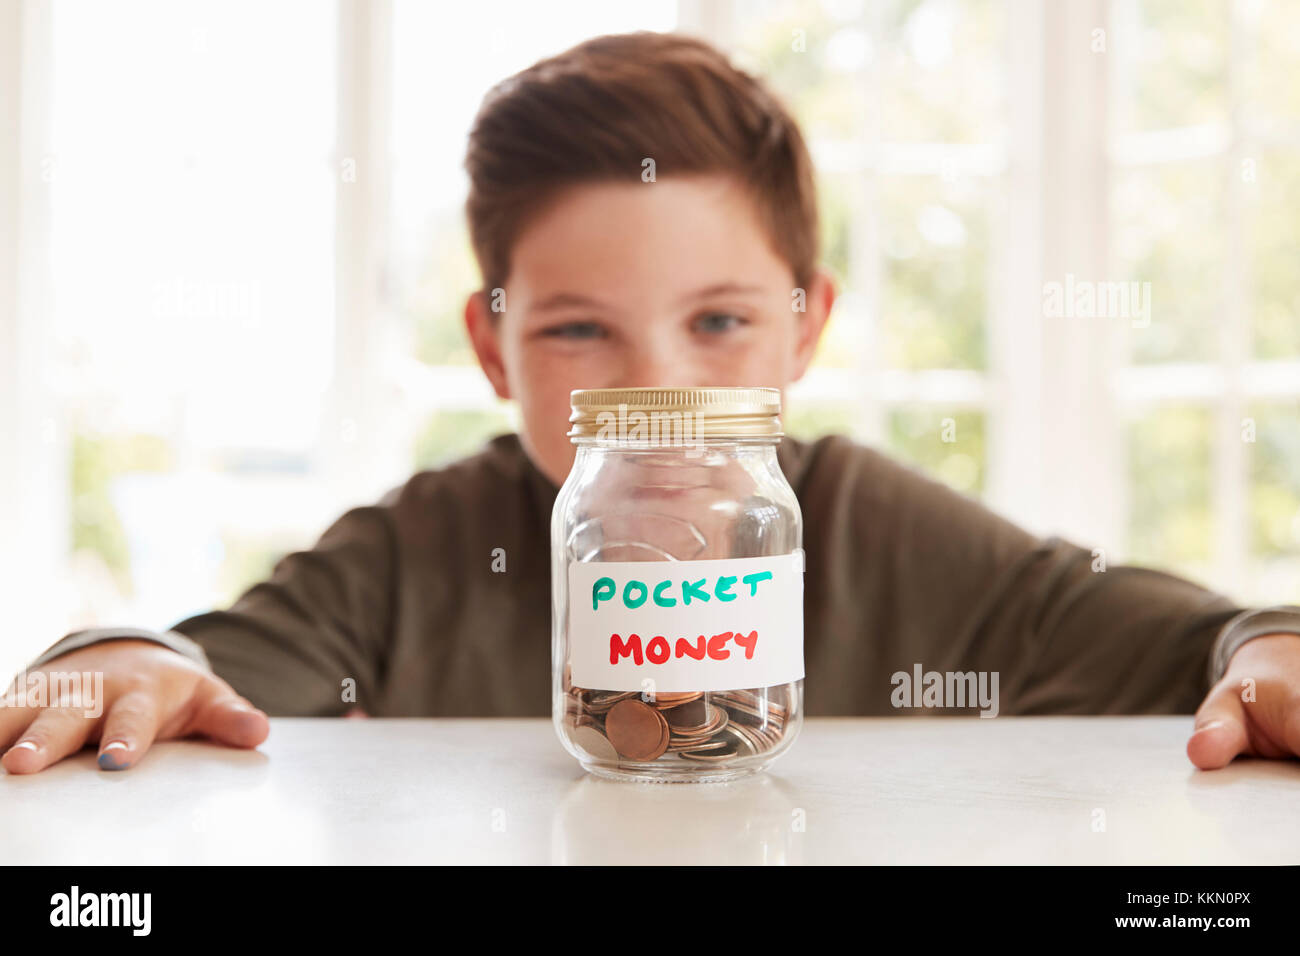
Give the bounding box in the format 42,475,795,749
817,169,853,283
743,0,1002,143
888,408,986,495
741,0,862,142
876,0,1003,143
71,431,174,595
216,534,284,607
1113,161,1223,365
785,402,862,442
1122,0,1229,133
413,407,514,471
1249,401,1300,559
1126,406,1213,568
1248,151,1300,359
1243,0,1300,130
880,176,989,370
409,210,481,368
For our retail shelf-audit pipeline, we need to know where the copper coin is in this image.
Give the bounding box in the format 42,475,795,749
670,707,726,742
604,699,670,761
679,739,741,762
663,697,709,731
650,691,702,708
668,737,729,753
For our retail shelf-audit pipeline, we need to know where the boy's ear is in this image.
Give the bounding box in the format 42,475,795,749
789,266,836,383
464,290,512,401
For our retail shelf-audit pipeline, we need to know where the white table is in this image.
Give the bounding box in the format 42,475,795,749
3,716,1296,865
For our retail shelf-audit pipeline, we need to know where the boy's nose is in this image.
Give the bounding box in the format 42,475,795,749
617,361,697,389
618,337,700,388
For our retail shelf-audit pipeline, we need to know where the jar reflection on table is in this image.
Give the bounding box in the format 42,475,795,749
549,767,807,864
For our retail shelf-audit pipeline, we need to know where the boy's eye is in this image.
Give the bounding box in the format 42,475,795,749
692,312,748,334
540,321,607,340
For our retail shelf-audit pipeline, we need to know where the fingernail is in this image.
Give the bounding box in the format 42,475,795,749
98,743,131,771
1194,719,1225,733
10,740,38,753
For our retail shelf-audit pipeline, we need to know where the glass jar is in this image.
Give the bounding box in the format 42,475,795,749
552,387,805,782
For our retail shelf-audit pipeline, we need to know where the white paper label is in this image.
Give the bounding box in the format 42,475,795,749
568,551,804,693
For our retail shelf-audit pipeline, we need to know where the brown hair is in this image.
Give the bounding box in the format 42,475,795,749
464,31,819,294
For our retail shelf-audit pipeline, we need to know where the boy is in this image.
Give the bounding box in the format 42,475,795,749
5,32,1299,776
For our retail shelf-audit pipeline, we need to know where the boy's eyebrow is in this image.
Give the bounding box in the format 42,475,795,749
530,282,766,313
530,292,614,313
677,281,766,303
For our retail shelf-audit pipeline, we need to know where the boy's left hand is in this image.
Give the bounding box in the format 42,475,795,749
1187,633,1300,769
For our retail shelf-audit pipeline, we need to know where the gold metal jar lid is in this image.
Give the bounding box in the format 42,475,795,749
568,386,783,441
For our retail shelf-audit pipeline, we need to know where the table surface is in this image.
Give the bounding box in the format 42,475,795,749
3,716,1297,865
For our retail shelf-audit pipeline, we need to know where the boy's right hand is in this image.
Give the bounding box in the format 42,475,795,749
1,640,269,774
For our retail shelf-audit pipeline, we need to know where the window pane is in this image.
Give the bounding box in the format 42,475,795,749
786,401,863,442
1113,161,1224,364
51,0,338,628
1125,405,1213,573
413,408,515,471
1115,0,1230,134
816,170,855,286
879,176,990,371
406,219,483,368
740,0,871,144
887,408,985,496
1249,401,1300,560
1248,150,1300,359
878,0,1004,143
1242,0,1300,134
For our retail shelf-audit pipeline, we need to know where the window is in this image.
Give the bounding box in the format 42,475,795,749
1110,0,1300,601
7,0,342,670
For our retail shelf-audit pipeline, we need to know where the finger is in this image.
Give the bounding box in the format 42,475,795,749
1187,679,1251,770
0,697,40,752
187,687,269,749
1278,692,1300,758
1,705,97,775
96,689,161,772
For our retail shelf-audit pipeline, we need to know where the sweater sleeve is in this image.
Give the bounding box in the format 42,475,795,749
799,436,1300,715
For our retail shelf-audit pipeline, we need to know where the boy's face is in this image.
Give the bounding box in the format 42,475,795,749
465,174,834,487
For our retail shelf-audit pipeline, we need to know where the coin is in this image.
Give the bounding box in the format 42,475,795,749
571,723,619,761
667,737,729,753
649,691,702,708
723,723,761,756
663,697,709,731
583,690,638,714
679,739,741,762
604,699,670,761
